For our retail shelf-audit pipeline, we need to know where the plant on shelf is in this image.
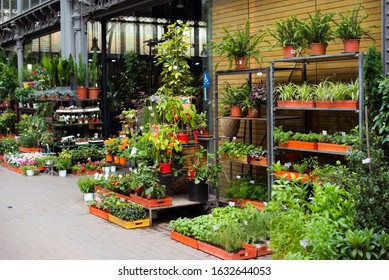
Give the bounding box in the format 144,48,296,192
301,10,335,55
88,50,101,88
219,141,255,160
74,53,87,99
291,131,321,143
248,146,267,164
220,81,250,117
41,55,59,88
187,145,222,188
128,164,166,199
275,82,296,101
226,176,268,202
212,19,268,70
190,111,208,135
273,126,293,144
57,55,74,87
334,5,377,52
295,82,314,101
268,16,306,57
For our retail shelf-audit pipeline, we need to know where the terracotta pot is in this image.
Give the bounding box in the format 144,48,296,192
234,57,247,70
310,43,327,55
283,46,296,58
105,154,113,162
230,105,243,117
343,39,360,53
76,87,88,100
119,157,127,165
88,87,99,99
247,106,261,118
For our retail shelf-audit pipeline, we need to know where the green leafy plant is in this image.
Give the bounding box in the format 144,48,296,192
301,10,335,45
268,16,306,49
212,19,268,69
74,53,86,87
219,141,254,159
109,200,148,221
77,176,97,193
220,81,250,107
55,158,72,171
275,82,296,101
334,5,376,41
88,50,101,87
273,126,293,144
21,164,40,175
128,163,166,199
57,54,74,87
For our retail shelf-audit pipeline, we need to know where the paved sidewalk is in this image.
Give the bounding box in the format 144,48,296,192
0,165,218,260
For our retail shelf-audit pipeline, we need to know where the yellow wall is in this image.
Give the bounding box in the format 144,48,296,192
211,0,382,195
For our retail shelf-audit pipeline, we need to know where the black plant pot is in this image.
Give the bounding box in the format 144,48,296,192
188,180,208,202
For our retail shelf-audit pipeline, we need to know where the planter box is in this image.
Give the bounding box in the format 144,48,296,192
18,146,43,153
170,230,199,249
198,241,257,260
249,157,267,166
279,140,318,150
317,142,352,153
333,100,358,109
72,169,103,176
274,171,310,182
238,199,266,210
93,186,131,201
94,186,111,194
88,205,109,220
315,100,335,108
128,194,173,208
108,214,150,229
277,100,315,108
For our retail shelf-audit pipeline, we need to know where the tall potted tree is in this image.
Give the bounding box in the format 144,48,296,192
74,53,88,99
88,50,101,99
213,19,268,70
301,10,335,55
334,5,376,53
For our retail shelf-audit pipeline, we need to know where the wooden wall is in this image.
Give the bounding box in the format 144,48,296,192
211,0,382,195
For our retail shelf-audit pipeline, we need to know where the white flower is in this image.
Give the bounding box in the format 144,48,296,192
300,240,308,248
139,126,144,131
250,180,255,184
150,113,154,117
118,174,123,179
243,220,248,225
148,106,152,111
236,175,241,180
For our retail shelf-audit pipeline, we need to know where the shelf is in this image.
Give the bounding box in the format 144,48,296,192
218,157,268,167
274,107,358,112
218,116,302,121
56,107,100,113
274,146,349,156
52,122,103,127
54,142,104,148
17,107,36,112
53,98,101,102
272,53,360,64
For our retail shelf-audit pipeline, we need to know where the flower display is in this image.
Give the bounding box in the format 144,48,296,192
250,83,266,105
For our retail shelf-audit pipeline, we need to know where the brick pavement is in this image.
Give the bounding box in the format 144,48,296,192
0,165,271,260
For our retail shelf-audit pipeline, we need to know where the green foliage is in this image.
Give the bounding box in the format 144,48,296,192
0,110,17,134
301,10,335,44
57,54,74,86
225,176,267,201
220,81,250,107
268,16,306,48
55,158,72,170
213,19,268,69
346,135,389,232
77,176,98,193
17,114,47,148
155,22,195,96
88,50,101,87
0,62,18,101
275,82,296,100
0,137,19,154
372,77,389,143
273,126,293,144
128,164,166,199
109,200,148,221
74,53,86,87
363,45,383,124
334,5,376,40
219,141,254,159
41,55,59,88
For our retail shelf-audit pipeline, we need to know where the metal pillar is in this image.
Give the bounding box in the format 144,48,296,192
60,0,75,57
101,18,109,139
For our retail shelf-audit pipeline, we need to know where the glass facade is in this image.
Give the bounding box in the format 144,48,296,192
0,0,49,23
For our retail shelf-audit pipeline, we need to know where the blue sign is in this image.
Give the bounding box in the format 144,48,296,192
203,72,210,88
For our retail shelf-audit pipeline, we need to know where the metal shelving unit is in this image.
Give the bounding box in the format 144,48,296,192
268,53,365,195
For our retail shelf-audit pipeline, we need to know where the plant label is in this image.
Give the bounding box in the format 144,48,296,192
362,158,371,164
322,130,327,135
131,147,137,155
341,131,346,136
228,201,235,207
284,162,291,167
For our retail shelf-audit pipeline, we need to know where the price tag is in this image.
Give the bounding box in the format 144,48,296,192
228,201,235,207
341,131,346,136
130,147,137,155
362,158,371,164
322,130,327,135
284,162,291,167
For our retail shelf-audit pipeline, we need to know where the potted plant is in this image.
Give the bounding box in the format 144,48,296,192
213,19,268,70
74,53,88,99
190,111,208,142
55,158,72,177
301,10,335,55
0,62,18,106
268,16,306,58
248,146,267,165
21,164,40,176
88,50,101,99
186,145,221,202
56,54,74,89
77,176,97,201
244,82,266,118
334,5,376,53
275,82,296,107
220,81,250,117
107,200,149,229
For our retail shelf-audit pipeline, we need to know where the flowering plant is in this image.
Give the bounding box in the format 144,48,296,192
250,83,266,106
